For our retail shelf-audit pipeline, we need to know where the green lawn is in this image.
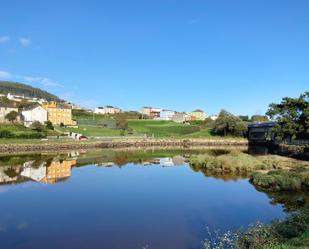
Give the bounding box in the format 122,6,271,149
57,120,239,138
0,120,245,140
57,125,126,137
127,120,208,138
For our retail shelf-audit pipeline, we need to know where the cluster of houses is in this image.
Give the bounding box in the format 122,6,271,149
0,93,76,127
93,105,217,123
0,92,47,104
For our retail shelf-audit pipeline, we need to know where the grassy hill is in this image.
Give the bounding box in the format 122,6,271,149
58,120,215,138
0,81,61,101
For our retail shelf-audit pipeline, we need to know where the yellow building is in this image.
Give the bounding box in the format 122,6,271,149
43,102,77,126
42,159,76,184
190,109,206,121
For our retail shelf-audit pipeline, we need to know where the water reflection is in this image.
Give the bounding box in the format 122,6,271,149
0,148,305,249
0,157,76,185
0,148,307,212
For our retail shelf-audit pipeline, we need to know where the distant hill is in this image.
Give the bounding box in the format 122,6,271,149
0,81,61,102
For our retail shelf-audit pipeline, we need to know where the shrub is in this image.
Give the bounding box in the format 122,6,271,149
0,130,14,138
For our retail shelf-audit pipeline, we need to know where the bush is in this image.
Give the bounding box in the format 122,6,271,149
203,206,309,249
250,167,309,191
30,121,46,132
0,130,14,138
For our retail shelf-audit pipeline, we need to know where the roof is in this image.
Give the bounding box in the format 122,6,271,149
22,104,42,111
248,122,276,128
192,109,204,113
57,103,71,109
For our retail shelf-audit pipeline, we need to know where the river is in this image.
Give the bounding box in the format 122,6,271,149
0,148,294,249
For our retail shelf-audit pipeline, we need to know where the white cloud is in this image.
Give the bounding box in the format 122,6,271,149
0,69,63,89
19,37,31,47
0,36,10,44
23,76,63,88
0,70,12,79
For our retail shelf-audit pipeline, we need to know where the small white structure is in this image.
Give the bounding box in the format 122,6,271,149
21,105,48,127
159,110,175,120
7,92,24,102
210,115,218,121
95,106,122,115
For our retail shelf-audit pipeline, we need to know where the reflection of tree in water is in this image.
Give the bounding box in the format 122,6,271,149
190,163,309,212
254,187,309,212
4,167,19,178
189,164,248,181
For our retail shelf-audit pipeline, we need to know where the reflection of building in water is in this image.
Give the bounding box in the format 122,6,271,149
172,156,186,165
67,151,80,159
160,158,174,167
142,159,160,166
21,161,47,182
159,156,186,166
42,160,76,184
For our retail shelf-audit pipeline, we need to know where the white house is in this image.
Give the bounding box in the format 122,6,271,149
0,103,18,123
159,109,175,120
94,106,122,115
21,105,48,127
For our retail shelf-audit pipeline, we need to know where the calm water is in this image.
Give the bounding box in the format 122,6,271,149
0,149,287,249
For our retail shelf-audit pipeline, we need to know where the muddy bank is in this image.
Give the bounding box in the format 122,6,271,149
0,138,248,154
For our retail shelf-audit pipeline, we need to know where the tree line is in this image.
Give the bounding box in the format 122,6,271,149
0,81,61,101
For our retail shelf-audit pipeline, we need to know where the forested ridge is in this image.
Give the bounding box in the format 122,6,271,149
0,81,61,101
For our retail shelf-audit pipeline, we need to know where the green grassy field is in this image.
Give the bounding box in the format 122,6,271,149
57,120,238,138
0,119,245,141
57,125,125,137
0,123,60,137
127,120,212,138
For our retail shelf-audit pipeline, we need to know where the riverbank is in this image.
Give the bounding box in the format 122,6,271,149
190,151,309,192
0,138,248,153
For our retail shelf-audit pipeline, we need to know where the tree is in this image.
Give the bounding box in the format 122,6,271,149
251,115,269,123
5,111,19,123
114,113,128,130
45,120,54,130
266,92,309,140
214,110,247,137
239,115,249,122
30,121,45,132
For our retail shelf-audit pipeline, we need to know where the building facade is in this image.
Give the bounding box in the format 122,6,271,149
42,160,76,184
159,110,175,120
140,107,162,119
21,105,48,127
172,113,191,123
190,109,206,121
43,102,76,126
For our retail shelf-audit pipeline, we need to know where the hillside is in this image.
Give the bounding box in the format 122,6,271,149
0,81,61,101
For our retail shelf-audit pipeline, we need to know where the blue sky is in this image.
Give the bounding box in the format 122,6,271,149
0,0,308,115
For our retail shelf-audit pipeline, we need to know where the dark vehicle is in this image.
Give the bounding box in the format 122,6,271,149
247,122,276,145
